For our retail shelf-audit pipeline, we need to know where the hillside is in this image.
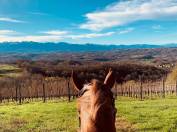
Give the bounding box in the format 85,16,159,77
0,47,176,67
0,42,177,53
0,42,176,69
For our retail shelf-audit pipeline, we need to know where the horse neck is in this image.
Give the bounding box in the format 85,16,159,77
92,106,116,132
80,103,116,132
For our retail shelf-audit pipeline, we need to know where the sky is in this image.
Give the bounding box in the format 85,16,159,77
1,0,177,44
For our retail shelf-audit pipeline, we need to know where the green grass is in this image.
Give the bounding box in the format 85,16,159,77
117,97,177,131
0,64,22,78
0,100,78,132
0,64,20,71
1,97,177,131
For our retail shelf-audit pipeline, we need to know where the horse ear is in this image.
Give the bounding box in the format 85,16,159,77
71,70,83,91
104,69,115,89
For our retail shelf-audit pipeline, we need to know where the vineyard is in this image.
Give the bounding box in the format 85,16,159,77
0,75,177,104
0,61,175,104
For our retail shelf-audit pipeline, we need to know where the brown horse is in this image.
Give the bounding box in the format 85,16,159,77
72,70,117,132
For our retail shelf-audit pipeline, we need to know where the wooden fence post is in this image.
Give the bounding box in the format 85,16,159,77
19,82,22,104
128,86,131,97
176,80,177,96
162,78,165,98
150,84,152,99
10,86,13,102
43,80,46,103
121,83,123,96
129,86,131,97
67,78,71,102
15,82,18,102
0,87,2,103
140,79,143,100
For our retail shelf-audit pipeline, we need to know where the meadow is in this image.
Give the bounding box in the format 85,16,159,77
0,64,22,78
1,97,177,132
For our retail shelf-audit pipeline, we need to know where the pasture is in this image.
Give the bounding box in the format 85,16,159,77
0,64,22,78
0,97,177,132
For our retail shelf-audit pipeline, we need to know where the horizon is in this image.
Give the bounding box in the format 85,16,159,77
1,0,177,44
0,41,177,46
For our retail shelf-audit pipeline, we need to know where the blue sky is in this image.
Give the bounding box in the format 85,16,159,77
0,0,177,44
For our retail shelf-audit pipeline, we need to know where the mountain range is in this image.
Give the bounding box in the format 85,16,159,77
0,42,177,53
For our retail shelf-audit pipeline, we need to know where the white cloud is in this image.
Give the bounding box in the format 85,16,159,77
0,17,25,23
29,12,49,16
0,30,17,35
80,0,177,31
152,25,162,30
0,29,115,42
118,28,134,34
42,30,68,35
68,32,114,39
0,35,62,43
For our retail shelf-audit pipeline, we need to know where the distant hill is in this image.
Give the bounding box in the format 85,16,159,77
0,42,177,53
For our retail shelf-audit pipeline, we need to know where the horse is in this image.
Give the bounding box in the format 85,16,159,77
72,69,117,132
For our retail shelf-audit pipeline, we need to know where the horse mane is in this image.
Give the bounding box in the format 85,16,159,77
73,70,116,132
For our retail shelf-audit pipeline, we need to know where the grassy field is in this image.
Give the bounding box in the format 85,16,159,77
0,64,22,78
0,97,177,132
